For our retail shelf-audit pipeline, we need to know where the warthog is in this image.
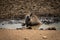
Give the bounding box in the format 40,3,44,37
24,13,42,29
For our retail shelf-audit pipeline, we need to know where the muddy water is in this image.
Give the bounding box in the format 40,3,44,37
0,20,25,29
0,19,60,30
39,23,60,30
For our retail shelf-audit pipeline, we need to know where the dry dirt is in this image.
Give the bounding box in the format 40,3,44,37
0,29,60,40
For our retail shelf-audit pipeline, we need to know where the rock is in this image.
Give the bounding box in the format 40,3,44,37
16,28,23,30
27,27,32,29
24,37,28,40
42,36,47,39
46,27,56,30
40,28,43,30
2,24,4,25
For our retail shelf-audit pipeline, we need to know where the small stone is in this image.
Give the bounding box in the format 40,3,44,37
42,36,47,39
2,24,4,25
40,34,41,35
40,28,43,30
24,37,28,40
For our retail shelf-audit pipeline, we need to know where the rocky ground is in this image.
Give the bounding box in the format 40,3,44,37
0,29,60,40
0,0,60,19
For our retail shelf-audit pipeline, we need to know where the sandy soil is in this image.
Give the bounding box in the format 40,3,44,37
0,29,60,40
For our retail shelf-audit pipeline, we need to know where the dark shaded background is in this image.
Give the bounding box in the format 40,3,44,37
0,0,60,19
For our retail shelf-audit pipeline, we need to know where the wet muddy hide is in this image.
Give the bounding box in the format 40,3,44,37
24,14,42,27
